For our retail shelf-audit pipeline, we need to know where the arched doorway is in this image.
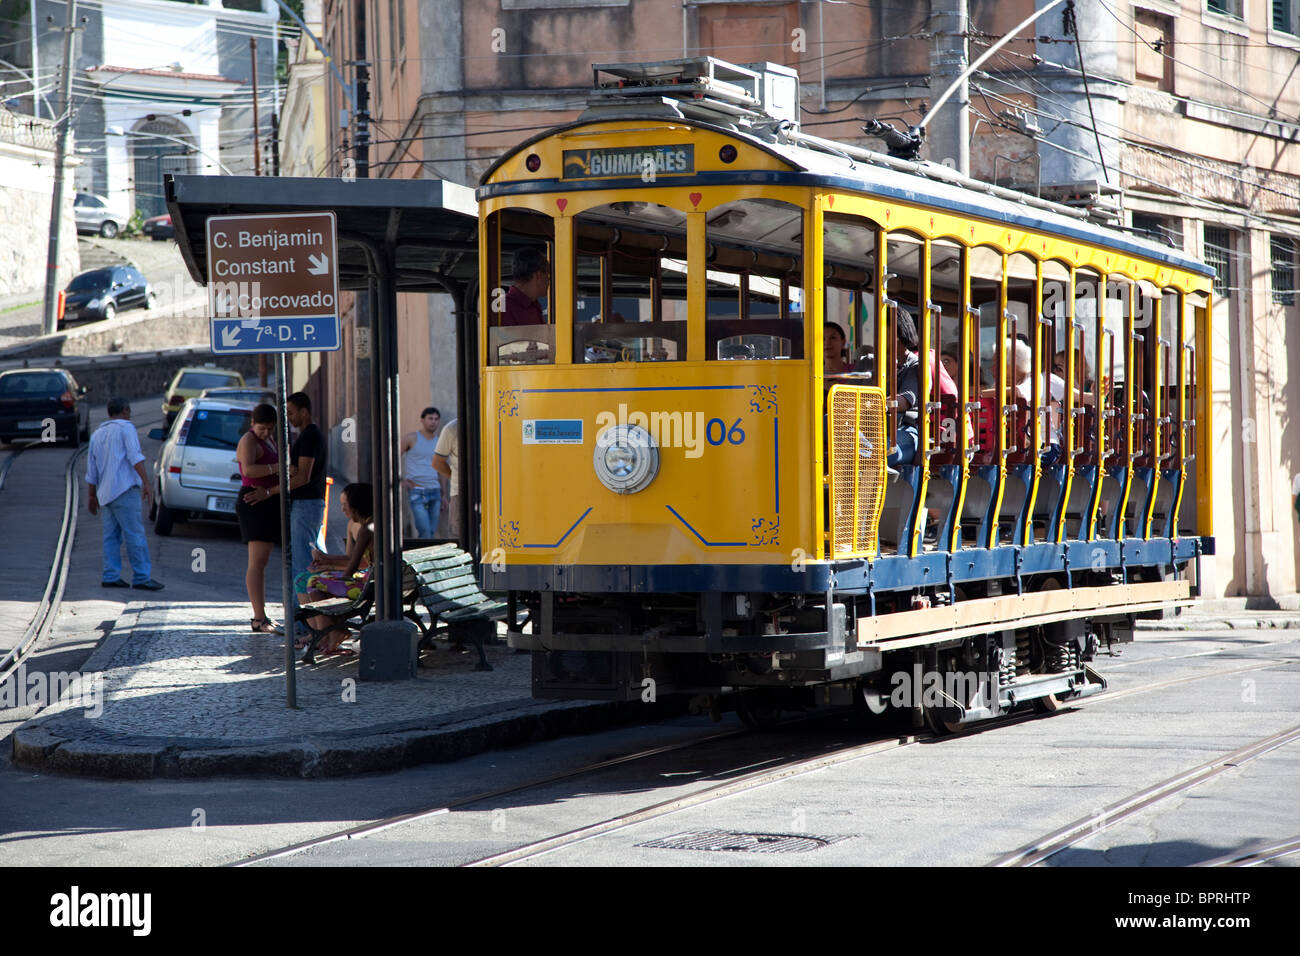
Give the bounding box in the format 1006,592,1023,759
130,117,196,218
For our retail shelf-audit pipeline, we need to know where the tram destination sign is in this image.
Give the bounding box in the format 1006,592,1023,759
205,211,341,354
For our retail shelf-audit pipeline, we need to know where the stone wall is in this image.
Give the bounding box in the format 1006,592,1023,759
0,349,267,409
0,131,79,300
0,302,210,360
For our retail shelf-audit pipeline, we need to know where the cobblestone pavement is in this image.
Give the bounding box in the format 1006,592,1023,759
13,599,627,779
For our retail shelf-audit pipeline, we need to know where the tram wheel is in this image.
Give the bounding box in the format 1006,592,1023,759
922,704,964,736
735,689,782,730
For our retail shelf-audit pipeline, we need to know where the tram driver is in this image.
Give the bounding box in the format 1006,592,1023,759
503,247,550,327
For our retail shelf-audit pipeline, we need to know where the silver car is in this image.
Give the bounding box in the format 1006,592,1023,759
147,397,257,536
73,193,123,239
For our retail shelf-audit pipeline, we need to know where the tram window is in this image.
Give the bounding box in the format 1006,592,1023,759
706,198,805,360
823,213,877,373
1105,279,1130,386
1074,272,1101,392
573,202,688,363
487,208,555,367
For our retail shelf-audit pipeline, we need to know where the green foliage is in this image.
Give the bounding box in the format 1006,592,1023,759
122,209,146,239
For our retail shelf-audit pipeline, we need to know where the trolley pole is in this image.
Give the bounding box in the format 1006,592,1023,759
929,0,970,176
41,0,79,338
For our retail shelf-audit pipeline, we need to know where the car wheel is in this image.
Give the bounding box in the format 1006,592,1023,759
154,500,174,536
102,302,116,322
99,220,119,239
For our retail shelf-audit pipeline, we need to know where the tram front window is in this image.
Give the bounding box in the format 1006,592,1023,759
705,198,805,360
574,202,687,363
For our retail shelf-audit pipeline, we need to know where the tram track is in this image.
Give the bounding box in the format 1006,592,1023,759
0,415,163,679
235,651,1289,867
990,723,1300,867
0,443,85,677
1194,835,1300,867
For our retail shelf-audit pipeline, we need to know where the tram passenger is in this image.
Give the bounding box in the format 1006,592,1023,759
502,247,550,327
294,483,374,657
824,321,850,374
889,308,921,466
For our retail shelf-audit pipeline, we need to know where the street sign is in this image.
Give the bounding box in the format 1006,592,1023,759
205,211,341,354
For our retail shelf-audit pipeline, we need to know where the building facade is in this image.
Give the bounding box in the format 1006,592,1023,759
2,0,278,223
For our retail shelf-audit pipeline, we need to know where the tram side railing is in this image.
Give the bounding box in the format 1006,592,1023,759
827,385,887,558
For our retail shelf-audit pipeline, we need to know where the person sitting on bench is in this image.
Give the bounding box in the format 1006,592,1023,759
293,482,374,656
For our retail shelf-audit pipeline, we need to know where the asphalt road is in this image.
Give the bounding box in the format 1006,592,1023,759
0,410,1295,869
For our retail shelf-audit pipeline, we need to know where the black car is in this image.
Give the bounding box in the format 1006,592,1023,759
0,369,90,446
62,266,154,324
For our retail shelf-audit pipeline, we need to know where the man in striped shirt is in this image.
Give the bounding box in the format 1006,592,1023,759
86,397,163,590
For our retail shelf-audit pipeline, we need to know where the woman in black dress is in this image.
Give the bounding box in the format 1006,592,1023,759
236,403,283,633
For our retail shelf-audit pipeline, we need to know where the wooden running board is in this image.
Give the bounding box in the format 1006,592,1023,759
857,579,1190,651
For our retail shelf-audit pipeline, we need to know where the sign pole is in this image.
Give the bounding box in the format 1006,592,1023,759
279,351,296,708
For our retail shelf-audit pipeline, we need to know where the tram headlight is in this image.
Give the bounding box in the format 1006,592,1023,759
593,424,659,494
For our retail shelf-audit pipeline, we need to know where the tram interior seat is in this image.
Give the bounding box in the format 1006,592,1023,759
490,325,554,366
574,320,685,362
705,318,804,359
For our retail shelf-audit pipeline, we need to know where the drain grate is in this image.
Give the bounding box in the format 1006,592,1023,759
636,829,847,854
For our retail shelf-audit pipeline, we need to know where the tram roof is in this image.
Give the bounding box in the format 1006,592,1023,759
166,174,480,291
482,118,1214,281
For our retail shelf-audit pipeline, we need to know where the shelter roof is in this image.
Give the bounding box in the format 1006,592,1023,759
166,175,480,293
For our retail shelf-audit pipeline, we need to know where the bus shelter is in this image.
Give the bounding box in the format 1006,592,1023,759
166,174,482,677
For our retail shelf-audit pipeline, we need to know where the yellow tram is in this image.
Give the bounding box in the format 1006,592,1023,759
474,58,1213,728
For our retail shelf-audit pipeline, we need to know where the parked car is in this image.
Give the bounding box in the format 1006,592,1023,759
148,397,256,536
0,368,90,446
73,193,123,238
62,266,154,324
142,213,175,240
199,386,277,405
161,365,245,430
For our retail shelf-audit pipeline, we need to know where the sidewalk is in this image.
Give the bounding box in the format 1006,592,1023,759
13,600,648,780
1136,596,1300,631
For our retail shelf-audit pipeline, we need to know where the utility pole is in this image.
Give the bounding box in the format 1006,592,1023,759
41,0,79,337
353,1,370,180
354,0,372,485
929,0,970,176
250,37,262,176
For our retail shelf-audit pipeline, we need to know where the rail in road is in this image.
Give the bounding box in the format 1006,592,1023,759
235,652,1294,868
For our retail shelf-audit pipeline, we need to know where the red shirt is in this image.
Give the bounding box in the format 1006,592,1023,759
502,285,544,327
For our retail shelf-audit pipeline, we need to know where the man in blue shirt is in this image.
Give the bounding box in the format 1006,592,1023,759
86,397,163,590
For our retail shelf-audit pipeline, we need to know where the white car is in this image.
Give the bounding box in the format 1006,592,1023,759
147,397,257,536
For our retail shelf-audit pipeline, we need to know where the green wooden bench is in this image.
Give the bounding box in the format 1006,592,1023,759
403,543,519,672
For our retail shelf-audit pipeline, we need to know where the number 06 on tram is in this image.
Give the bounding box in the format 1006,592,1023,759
474,59,1212,729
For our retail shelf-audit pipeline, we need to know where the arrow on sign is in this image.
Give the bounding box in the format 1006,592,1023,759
307,253,329,276
221,326,241,348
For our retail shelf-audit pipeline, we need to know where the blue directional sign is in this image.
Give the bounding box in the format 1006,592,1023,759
205,211,341,355
210,316,341,354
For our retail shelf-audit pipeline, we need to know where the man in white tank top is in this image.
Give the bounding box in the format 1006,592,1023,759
401,407,443,538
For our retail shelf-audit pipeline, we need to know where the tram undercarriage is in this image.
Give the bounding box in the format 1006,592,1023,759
508,569,1184,728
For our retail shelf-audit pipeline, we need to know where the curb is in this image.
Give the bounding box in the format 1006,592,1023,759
1137,617,1300,631
12,696,662,780
13,602,679,780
